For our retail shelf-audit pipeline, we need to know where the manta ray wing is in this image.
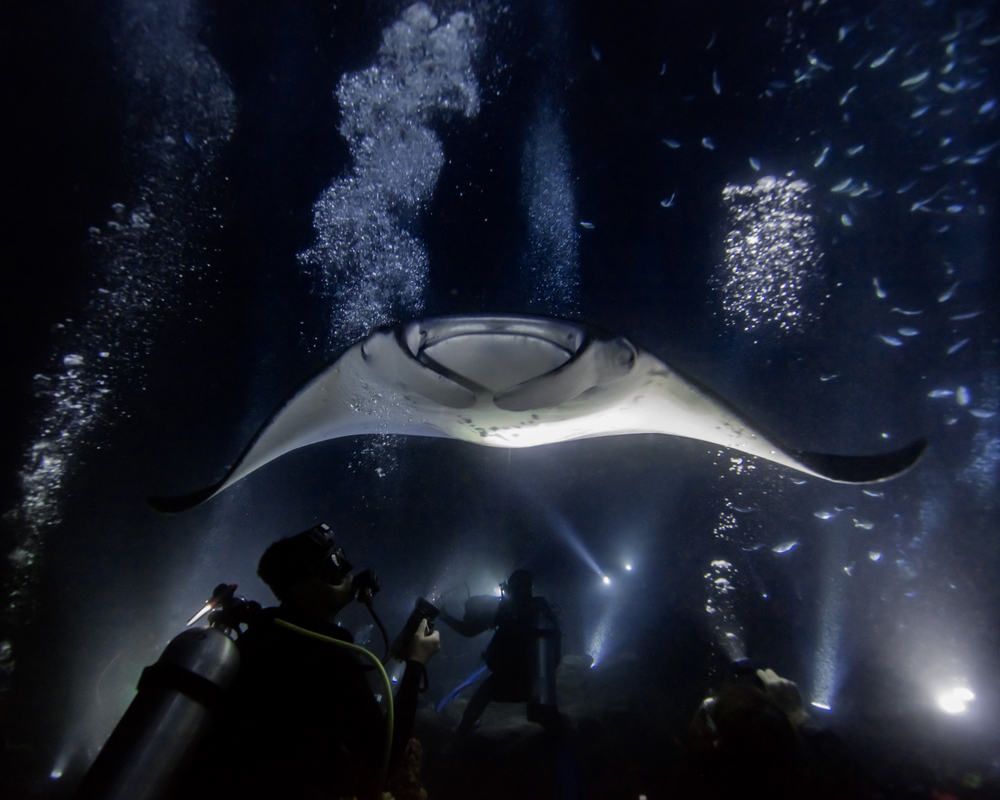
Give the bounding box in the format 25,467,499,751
149,315,926,512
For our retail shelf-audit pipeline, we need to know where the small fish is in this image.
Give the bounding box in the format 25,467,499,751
946,338,970,355
862,489,884,498
662,138,682,149
869,551,882,562
982,34,1000,46
712,69,721,95
701,137,716,150
846,144,865,156
946,204,963,214
831,177,853,193
937,79,967,94
706,31,717,50
873,277,887,299
819,374,839,382
839,85,858,106
896,180,918,194
837,25,852,42
749,157,761,171
870,47,897,68
978,99,996,114
970,408,996,419
940,136,952,147
814,145,830,168
771,541,799,554
590,44,602,61
950,310,982,321
956,386,971,406
938,281,959,302
898,327,919,337
807,52,832,71
900,70,930,89
579,220,595,230
852,519,874,530
848,182,871,198
814,510,837,521
841,213,853,227
660,193,676,208
927,389,954,398
963,154,987,165
911,105,931,118
877,334,904,346
890,307,923,315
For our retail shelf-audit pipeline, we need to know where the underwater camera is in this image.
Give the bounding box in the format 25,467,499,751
389,597,439,661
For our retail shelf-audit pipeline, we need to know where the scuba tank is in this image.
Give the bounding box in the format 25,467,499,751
527,598,560,723
77,584,251,800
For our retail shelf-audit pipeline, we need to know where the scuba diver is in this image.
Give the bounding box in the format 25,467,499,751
441,569,561,733
131,522,440,800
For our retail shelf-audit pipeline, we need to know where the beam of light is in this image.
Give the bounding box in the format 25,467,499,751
810,523,848,710
586,603,618,668
544,509,605,580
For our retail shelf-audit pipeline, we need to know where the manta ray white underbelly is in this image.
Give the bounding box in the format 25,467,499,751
150,314,926,512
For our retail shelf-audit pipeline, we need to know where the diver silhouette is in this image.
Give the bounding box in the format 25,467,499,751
441,569,561,733
178,523,440,799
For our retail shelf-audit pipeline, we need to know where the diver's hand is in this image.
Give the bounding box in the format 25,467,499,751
756,668,809,727
408,618,441,665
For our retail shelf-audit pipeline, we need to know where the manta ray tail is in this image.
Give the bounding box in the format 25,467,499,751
795,438,927,483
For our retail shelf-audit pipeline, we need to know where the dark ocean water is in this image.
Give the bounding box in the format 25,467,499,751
3,0,998,796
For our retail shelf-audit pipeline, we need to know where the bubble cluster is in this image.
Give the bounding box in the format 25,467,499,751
715,175,823,335
3,0,235,642
704,558,745,661
298,2,481,349
521,104,580,314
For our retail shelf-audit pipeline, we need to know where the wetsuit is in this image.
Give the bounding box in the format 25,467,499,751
442,593,561,732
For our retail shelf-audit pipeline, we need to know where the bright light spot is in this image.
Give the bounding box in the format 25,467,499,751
868,551,882,562
810,701,832,711
936,685,975,714
49,769,63,781
602,575,612,586
624,562,633,571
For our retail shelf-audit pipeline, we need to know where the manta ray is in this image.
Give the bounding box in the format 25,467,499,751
150,314,926,512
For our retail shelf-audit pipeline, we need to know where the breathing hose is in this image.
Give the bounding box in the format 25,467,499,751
273,618,395,790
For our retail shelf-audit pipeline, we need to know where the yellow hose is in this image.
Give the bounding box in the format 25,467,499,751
273,617,395,789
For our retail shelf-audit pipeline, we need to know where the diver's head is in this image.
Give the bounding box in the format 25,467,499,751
501,569,533,603
258,522,355,616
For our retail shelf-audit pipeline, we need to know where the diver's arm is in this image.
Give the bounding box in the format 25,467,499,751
390,620,440,765
439,609,489,637
440,595,501,637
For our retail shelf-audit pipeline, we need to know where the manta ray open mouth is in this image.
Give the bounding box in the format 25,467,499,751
149,314,926,512
401,315,584,396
